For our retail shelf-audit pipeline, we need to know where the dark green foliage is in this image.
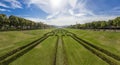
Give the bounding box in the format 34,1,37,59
68,17,120,29
0,14,52,30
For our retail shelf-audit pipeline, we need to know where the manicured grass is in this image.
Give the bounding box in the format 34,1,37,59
0,29,53,56
56,35,67,65
63,36,109,65
65,29,120,56
9,36,57,65
1,29,120,65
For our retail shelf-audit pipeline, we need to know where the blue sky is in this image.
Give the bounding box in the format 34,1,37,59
0,0,120,26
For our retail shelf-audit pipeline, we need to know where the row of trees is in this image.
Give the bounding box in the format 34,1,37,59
0,14,52,30
68,17,120,30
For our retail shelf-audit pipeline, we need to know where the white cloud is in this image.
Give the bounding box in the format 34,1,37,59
48,15,117,26
26,0,68,14
0,8,11,12
68,0,77,8
25,15,117,26
24,16,76,26
25,17,47,23
46,11,60,19
25,0,93,17
4,0,22,9
24,0,119,26
0,2,10,8
76,16,117,24
69,9,86,17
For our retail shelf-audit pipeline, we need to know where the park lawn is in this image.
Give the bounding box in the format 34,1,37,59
0,29,53,56
56,34,67,65
63,36,109,65
9,36,57,65
65,29,120,56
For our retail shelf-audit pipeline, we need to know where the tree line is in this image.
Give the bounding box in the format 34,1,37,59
68,17,120,30
0,14,52,30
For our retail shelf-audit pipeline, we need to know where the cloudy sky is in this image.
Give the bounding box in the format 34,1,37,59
0,0,120,26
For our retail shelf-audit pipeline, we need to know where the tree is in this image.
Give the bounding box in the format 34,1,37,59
101,21,107,28
0,14,9,29
0,14,52,30
9,15,19,29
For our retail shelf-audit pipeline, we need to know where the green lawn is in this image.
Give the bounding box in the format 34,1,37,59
63,36,109,65
65,29,120,56
0,29,53,56
9,36,57,65
0,29,120,65
56,35,67,65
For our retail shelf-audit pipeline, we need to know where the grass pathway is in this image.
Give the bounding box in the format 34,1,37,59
55,35,68,65
9,36,57,65
0,29,52,56
63,36,109,65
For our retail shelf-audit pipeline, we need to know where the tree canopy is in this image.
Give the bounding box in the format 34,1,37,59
68,17,120,30
0,14,52,30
